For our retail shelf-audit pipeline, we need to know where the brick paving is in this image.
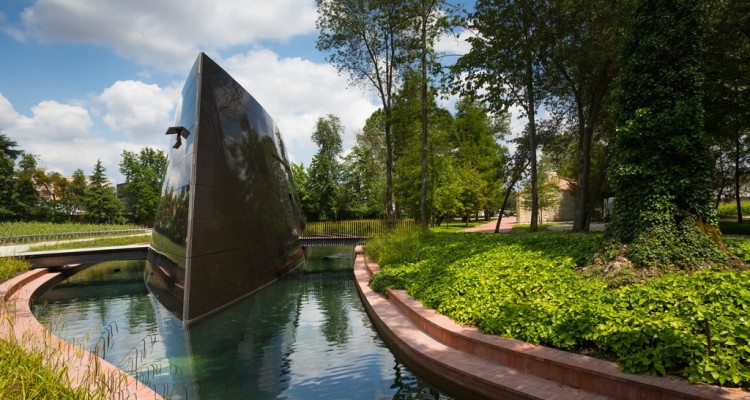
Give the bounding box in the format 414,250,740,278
461,216,517,233
355,252,750,400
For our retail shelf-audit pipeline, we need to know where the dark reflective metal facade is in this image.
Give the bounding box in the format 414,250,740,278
147,53,305,324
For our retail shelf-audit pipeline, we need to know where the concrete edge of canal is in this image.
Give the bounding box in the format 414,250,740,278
0,268,164,400
353,251,750,400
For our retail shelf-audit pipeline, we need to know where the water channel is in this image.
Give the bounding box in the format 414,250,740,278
32,246,449,399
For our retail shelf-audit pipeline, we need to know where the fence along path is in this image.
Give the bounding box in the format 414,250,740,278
0,229,152,245
303,219,417,240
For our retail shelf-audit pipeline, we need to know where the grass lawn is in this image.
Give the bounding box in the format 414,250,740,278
368,231,750,389
28,234,151,251
719,220,750,235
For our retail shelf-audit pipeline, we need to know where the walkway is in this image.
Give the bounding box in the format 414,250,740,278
461,216,517,233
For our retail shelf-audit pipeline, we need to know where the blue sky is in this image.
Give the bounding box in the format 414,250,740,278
0,0,480,184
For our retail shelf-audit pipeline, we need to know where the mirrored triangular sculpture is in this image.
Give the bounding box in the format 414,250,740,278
146,53,306,325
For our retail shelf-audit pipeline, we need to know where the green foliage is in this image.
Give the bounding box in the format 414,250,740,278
625,217,728,269
339,111,387,219
0,222,141,238
369,233,750,388
717,202,750,219
0,258,30,282
605,0,724,268
119,148,167,226
725,238,750,263
0,339,91,400
367,227,427,267
85,160,124,224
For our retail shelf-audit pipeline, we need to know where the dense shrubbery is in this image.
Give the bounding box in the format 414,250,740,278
0,257,30,282
368,232,750,388
717,202,750,219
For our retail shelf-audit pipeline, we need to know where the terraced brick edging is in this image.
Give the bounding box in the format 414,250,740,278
356,254,750,400
0,268,163,400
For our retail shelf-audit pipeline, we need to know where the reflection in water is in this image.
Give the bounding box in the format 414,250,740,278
32,249,450,399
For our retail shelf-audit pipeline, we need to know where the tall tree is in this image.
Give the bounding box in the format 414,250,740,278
61,168,88,221
540,0,623,231
0,132,20,220
400,0,453,230
453,0,547,231
316,0,411,224
703,0,750,223
13,153,41,220
85,160,123,224
119,148,167,226
339,110,387,219
605,0,724,268
452,96,509,221
306,115,345,221
0,132,21,160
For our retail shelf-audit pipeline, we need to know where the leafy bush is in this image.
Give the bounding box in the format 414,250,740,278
0,258,30,282
717,201,750,219
369,232,750,389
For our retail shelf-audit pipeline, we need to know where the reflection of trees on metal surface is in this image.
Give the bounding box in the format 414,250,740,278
148,53,305,323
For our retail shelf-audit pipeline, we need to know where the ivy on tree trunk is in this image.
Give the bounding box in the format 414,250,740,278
604,0,726,268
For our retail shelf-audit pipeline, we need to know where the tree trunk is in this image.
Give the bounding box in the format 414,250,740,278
494,185,514,233
526,58,539,232
384,115,395,227
586,149,611,230
419,4,429,232
735,131,743,223
573,123,592,232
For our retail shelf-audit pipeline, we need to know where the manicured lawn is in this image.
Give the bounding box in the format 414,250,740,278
719,220,750,236
368,231,750,389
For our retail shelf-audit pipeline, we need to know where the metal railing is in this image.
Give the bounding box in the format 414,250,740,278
302,219,417,239
0,229,152,246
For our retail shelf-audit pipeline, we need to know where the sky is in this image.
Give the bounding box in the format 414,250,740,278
0,0,493,185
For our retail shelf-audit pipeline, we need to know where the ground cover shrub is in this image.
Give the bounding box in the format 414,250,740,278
717,201,750,219
0,258,30,282
369,232,750,389
509,223,555,233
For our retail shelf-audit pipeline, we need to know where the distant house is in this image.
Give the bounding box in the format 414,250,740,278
515,172,577,224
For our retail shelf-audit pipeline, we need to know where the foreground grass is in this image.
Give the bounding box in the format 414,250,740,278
0,339,90,400
29,234,151,251
368,232,750,389
0,258,93,399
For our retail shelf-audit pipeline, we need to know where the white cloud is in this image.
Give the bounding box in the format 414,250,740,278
220,49,379,166
0,92,169,184
17,0,318,71
98,80,179,142
435,29,475,58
